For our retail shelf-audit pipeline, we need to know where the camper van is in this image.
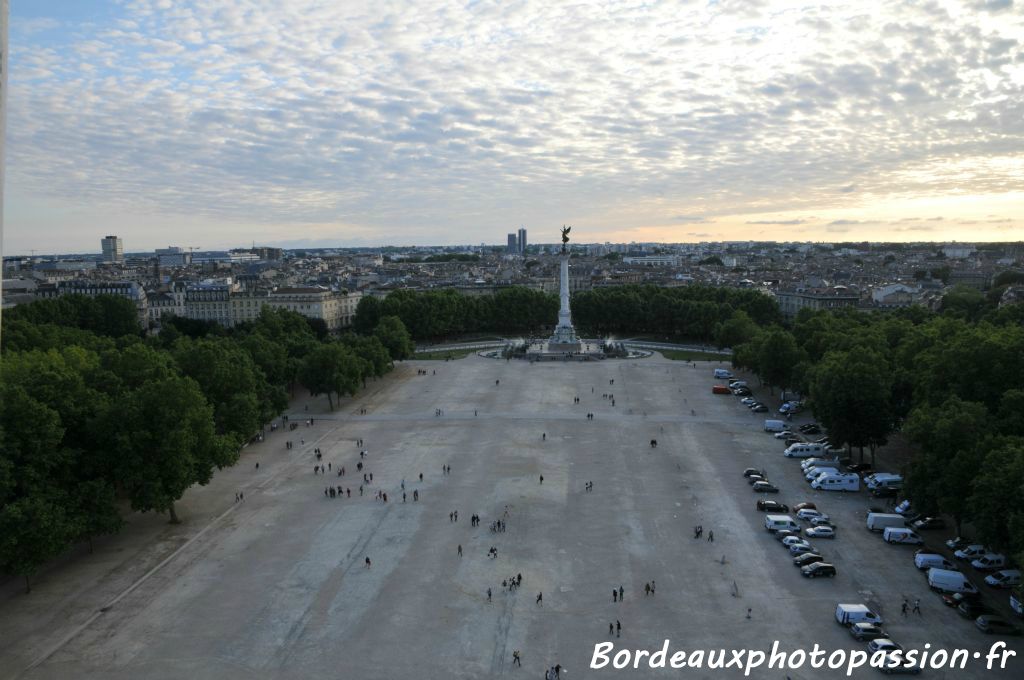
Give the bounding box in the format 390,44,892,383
883,527,923,545
811,472,860,492
713,368,733,379
835,603,883,626
763,419,787,433
801,458,839,472
765,514,799,533
927,568,978,595
784,442,828,458
866,513,906,532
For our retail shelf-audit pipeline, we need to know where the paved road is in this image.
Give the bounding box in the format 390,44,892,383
1,354,1018,679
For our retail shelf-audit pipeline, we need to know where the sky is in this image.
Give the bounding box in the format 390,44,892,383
5,0,1024,254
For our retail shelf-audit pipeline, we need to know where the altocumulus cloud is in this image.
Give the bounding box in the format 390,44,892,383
6,0,1024,249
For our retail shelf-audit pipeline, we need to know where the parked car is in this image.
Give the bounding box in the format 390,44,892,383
984,570,1022,589
752,481,779,493
799,424,822,434
913,518,942,532
941,591,979,608
773,430,794,440
801,562,836,578
782,535,808,548
867,639,902,655
747,474,767,485
846,463,873,474
756,499,788,512
793,502,817,512
793,552,824,567
796,509,825,521
957,601,989,619
810,517,835,528
975,615,1022,636
775,530,799,542
954,544,987,561
733,387,752,396
740,397,757,405
790,542,817,555
849,623,886,641
751,404,768,413
946,536,970,551
805,526,836,539
879,653,923,675
743,467,764,478
871,487,899,499
712,385,731,394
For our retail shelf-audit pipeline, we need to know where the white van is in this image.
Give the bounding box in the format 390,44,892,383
971,554,1007,571
784,442,828,458
835,603,883,626
865,473,902,489
764,514,799,533
811,472,860,492
915,554,957,571
866,513,906,532
984,570,1021,588
763,419,786,433
927,568,978,595
713,368,733,379
883,527,923,545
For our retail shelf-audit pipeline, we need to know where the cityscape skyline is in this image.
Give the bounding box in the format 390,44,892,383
5,1,1024,253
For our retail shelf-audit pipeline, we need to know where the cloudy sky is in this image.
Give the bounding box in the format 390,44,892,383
6,0,1024,254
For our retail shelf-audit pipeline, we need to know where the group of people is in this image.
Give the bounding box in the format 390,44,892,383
693,525,714,542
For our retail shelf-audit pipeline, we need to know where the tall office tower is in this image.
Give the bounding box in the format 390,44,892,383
507,233,517,253
102,235,124,263
517,227,527,254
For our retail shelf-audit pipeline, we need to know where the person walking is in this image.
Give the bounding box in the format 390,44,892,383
618,585,624,601
650,580,655,596
644,583,651,596
616,620,621,637
609,622,614,635
512,650,521,667
913,599,921,615
901,600,909,616
708,530,714,542
536,592,543,606
613,589,617,603
458,544,463,557
365,557,371,569
539,475,544,485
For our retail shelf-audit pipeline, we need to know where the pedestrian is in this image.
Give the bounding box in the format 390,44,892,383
539,475,544,485
746,608,752,619
708,530,714,542
536,592,542,606
645,583,651,596
365,557,371,569
419,472,423,482
913,599,921,615
619,585,624,601
403,492,407,502
328,462,331,471
458,544,462,557
650,580,655,595
235,492,239,502
901,600,909,616
239,491,243,500
255,462,260,469
487,587,492,602
613,589,617,602
616,620,621,637
513,650,521,667
609,622,614,635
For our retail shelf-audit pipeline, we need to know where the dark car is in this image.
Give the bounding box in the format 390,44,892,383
743,468,765,478
799,424,823,434
975,615,1022,636
733,387,752,396
912,517,945,531
813,436,830,444
957,601,989,619
793,552,824,567
801,562,836,578
871,487,899,499
752,481,779,493
849,623,886,641
879,653,923,675
793,502,817,512
747,475,767,485
942,591,979,608
783,435,802,445
751,404,768,413
846,463,873,473
757,499,789,512
775,529,799,542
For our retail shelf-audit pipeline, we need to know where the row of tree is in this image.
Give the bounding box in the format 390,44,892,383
1,296,414,590
351,284,783,343
725,290,1024,568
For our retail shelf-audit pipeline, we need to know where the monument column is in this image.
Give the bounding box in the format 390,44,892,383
558,251,572,329
548,225,581,352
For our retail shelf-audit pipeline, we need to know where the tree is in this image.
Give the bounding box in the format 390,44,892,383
110,376,236,523
714,311,760,350
904,397,990,530
299,344,363,410
373,315,414,361
969,439,1024,555
756,329,803,393
809,350,893,462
